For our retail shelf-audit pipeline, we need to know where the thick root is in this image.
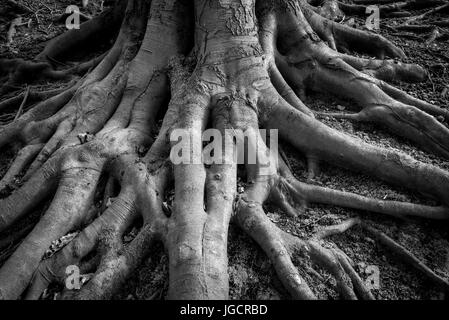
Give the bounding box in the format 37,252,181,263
1,0,448,301
36,0,128,62
0,55,106,96
263,1,449,159
298,1,406,58
0,0,192,300
271,158,449,220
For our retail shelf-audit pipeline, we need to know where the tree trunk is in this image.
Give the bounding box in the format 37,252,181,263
0,0,448,300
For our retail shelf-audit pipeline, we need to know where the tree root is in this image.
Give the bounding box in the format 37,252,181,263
0,0,152,187
235,160,374,299
308,0,449,22
260,0,449,159
0,82,77,116
0,0,128,96
272,158,449,220
0,54,107,96
403,2,449,25
1,0,448,300
36,0,128,63
0,0,191,300
361,224,449,291
304,1,406,57
237,154,447,299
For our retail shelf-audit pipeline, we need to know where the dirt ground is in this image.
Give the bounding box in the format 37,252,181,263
0,0,448,300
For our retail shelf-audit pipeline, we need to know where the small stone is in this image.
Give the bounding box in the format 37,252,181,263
337,105,346,111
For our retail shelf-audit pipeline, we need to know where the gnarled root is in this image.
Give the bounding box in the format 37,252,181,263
0,0,152,192
0,0,192,300
0,54,106,96
259,0,449,159
36,0,128,63
0,0,128,96
1,0,448,300
235,158,374,299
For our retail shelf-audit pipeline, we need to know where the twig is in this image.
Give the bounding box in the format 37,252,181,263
434,19,449,27
390,32,421,40
405,2,449,25
14,86,30,121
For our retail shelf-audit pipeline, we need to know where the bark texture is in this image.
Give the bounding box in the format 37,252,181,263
0,0,448,300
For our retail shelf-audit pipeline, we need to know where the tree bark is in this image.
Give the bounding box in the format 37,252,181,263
0,0,448,300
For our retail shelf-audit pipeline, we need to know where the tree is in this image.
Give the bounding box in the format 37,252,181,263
0,0,448,300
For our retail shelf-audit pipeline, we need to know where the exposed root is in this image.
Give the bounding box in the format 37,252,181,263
3,0,33,15
336,1,409,17
1,0,448,301
362,224,449,291
0,0,128,96
236,198,317,299
0,85,72,114
314,218,361,240
235,165,374,299
299,1,406,58
308,0,449,22
268,161,449,296
0,143,43,191
65,223,158,300
272,159,449,220
36,0,128,63
261,0,449,159
0,54,106,96
0,0,151,183
0,0,192,300
312,216,449,293
403,2,449,25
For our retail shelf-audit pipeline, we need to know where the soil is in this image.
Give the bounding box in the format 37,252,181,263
0,0,448,300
